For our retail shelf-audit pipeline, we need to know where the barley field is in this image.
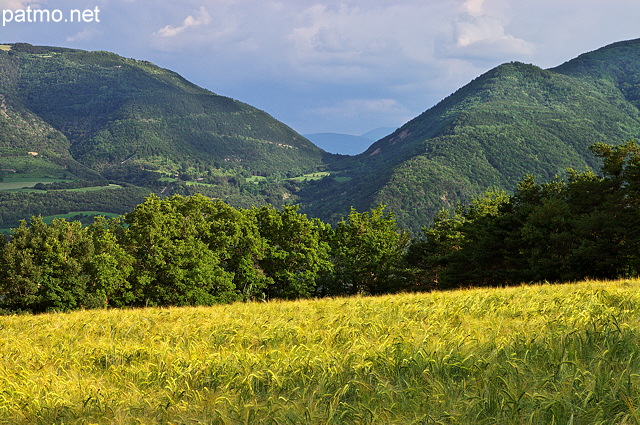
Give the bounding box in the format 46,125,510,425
1,279,640,424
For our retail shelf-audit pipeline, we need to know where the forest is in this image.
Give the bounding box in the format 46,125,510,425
4,40,640,233
1,141,639,314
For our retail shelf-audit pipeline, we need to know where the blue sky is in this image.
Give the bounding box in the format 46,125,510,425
2,0,640,136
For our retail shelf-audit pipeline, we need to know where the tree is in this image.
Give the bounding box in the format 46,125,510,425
253,204,332,299
0,217,95,312
85,216,135,307
122,194,237,306
428,190,514,288
121,194,268,306
410,141,640,288
406,206,467,288
328,205,410,295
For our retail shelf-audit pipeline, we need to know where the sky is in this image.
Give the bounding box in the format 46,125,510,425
2,0,640,136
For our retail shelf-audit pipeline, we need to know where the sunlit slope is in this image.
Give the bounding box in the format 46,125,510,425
1,43,326,178
1,278,640,424
301,39,640,231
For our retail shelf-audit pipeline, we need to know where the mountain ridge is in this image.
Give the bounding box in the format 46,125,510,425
1,43,327,179
3,39,640,232
298,39,640,230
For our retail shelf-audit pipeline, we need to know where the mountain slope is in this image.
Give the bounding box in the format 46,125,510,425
300,39,640,231
1,43,326,179
0,43,333,230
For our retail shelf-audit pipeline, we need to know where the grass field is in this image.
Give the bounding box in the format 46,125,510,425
0,179,121,193
0,212,122,235
1,279,640,424
0,178,70,191
288,171,331,182
61,183,122,193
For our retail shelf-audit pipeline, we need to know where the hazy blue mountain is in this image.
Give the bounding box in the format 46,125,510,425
304,127,395,155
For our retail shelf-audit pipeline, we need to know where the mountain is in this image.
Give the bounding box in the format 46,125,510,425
2,43,326,178
0,43,330,229
304,127,396,155
4,39,640,234
298,39,640,232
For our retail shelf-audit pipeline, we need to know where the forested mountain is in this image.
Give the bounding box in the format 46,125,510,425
2,43,325,177
3,39,640,233
0,43,329,228
299,39,640,231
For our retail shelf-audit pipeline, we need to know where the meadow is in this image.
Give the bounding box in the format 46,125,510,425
0,178,69,191
1,279,640,424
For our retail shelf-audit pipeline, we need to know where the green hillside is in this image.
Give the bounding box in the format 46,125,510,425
0,43,330,228
5,43,325,176
299,39,640,231
4,39,640,232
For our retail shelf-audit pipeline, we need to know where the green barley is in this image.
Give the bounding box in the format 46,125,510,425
0,279,639,423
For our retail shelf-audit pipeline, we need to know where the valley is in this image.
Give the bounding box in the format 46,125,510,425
2,39,640,233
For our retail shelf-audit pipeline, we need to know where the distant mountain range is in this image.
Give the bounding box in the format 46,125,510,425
304,128,395,155
2,39,640,232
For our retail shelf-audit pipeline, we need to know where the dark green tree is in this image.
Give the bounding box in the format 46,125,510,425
410,141,640,289
253,204,332,299
0,217,96,312
328,205,411,295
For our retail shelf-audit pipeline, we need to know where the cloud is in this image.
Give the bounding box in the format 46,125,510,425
153,6,211,38
0,0,38,9
452,14,534,57
66,28,99,43
431,0,535,61
463,0,485,16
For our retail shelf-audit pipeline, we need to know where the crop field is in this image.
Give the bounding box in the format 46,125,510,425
0,178,69,191
288,171,331,182
59,184,122,193
0,212,121,235
1,279,640,424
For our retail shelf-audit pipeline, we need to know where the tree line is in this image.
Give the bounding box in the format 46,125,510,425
1,141,639,313
0,195,411,313
406,140,640,288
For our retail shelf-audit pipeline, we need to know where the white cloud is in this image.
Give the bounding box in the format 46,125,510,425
464,0,485,16
452,14,534,56
66,28,98,43
0,0,38,9
153,6,211,38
